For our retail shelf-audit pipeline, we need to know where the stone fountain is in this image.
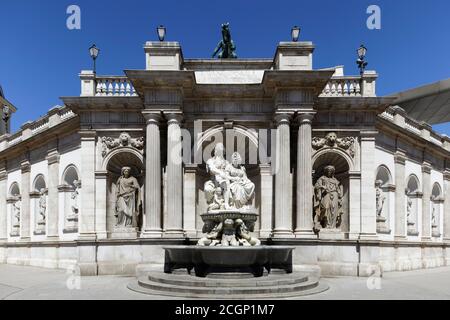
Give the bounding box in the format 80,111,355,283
129,143,327,298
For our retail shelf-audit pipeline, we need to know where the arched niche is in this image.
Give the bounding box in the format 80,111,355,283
9,182,20,197
194,125,262,233
60,165,80,234
61,165,80,187
406,174,421,236
312,151,351,233
105,150,144,235
375,165,394,234
431,182,443,238
33,174,46,192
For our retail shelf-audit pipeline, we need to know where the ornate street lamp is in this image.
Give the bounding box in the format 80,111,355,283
2,105,10,123
356,44,368,75
89,44,100,73
291,26,300,42
157,25,166,42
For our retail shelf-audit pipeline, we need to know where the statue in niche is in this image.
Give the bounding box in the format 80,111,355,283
431,196,438,227
69,180,81,220
38,188,47,223
375,180,386,217
12,196,21,230
198,143,259,247
204,144,255,211
115,167,140,228
313,165,344,232
406,196,413,225
212,23,237,59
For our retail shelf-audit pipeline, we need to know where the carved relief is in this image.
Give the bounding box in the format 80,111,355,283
312,132,357,158
101,132,144,157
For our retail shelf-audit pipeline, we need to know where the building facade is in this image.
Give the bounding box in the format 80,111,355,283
1,38,450,277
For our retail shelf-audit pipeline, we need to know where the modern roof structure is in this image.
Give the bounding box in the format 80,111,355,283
390,78,450,125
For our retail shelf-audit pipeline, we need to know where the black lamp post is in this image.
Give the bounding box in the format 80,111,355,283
291,26,300,42
157,25,166,42
89,44,100,73
356,44,368,75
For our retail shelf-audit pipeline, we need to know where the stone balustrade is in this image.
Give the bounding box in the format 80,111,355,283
79,71,137,97
321,71,377,97
0,106,76,152
381,106,450,151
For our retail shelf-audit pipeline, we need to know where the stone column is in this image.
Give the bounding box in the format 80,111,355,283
95,171,108,239
46,149,60,239
0,164,7,241
79,131,97,240
20,160,31,241
394,150,407,240
164,113,184,237
359,131,377,238
183,165,197,238
141,113,162,238
421,161,432,240
443,170,450,240
259,164,273,238
295,113,316,238
273,114,293,238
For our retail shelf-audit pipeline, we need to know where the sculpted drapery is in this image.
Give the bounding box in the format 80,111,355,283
204,143,255,211
313,165,344,232
115,167,140,228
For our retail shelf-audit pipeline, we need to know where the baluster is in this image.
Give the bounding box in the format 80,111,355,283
113,80,120,96
355,81,361,96
337,82,343,96
323,83,330,96
96,81,102,96
330,82,336,96
119,80,126,96
349,81,355,96
131,85,136,96
101,81,107,96
343,81,349,96
107,80,114,96
125,82,131,96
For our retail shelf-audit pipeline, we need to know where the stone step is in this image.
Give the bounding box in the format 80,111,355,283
147,272,309,288
129,275,329,299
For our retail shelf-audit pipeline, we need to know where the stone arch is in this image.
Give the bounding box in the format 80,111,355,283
9,182,20,197
376,165,392,186
196,125,260,166
406,174,420,193
432,182,442,198
33,174,47,192
105,149,144,234
61,164,80,186
312,150,351,232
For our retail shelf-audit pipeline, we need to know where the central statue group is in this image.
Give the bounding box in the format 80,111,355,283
198,143,260,247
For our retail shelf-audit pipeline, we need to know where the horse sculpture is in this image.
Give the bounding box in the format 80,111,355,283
212,23,237,59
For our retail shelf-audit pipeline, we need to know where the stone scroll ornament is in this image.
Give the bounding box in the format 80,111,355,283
312,132,357,158
198,143,260,247
101,132,144,157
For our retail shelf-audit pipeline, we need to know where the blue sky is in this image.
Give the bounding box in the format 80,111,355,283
1,0,449,133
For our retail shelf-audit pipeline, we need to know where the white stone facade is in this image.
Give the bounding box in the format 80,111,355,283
0,39,450,277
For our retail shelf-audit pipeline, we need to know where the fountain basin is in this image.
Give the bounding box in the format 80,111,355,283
164,246,294,277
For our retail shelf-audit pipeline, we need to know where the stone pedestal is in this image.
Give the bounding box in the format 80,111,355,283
111,227,138,239
64,214,79,233
376,215,391,234
432,224,441,238
318,229,346,240
407,221,419,236
34,219,46,235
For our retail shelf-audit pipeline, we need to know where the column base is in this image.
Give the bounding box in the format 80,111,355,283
358,233,378,241
294,229,317,239
394,235,407,241
163,230,186,239
141,229,163,239
78,233,97,241
272,229,295,239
